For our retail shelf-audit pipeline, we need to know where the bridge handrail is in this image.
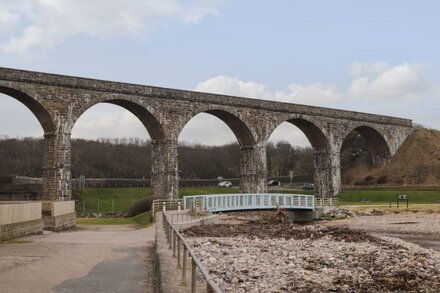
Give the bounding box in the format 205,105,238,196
315,197,339,207
152,199,183,218
162,211,223,293
183,193,316,212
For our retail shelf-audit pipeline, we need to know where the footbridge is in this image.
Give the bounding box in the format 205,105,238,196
182,193,334,212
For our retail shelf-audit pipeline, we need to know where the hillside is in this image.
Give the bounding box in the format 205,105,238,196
344,128,440,186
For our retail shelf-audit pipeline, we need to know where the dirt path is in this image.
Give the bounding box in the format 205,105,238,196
0,224,156,293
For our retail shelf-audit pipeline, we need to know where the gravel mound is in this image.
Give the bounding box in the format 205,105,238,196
184,223,440,292
183,223,389,245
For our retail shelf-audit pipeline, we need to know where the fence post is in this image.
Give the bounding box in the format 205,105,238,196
182,246,187,286
169,226,172,249
173,230,177,257
177,238,182,269
191,258,197,293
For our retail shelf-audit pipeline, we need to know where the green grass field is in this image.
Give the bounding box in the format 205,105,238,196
337,189,440,205
74,188,152,214
76,211,152,227
73,186,239,215
74,186,440,216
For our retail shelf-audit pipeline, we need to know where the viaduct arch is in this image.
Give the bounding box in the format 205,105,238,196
0,67,414,200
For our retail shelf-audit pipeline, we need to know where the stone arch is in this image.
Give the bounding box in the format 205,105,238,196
268,116,330,152
71,97,166,141
341,125,391,167
268,116,335,197
178,106,257,148
0,85,56,134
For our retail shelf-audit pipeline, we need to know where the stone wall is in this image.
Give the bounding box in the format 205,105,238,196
43,213,76,232
0,219,43,241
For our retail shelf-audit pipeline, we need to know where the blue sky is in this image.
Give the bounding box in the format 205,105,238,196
0,0,439,146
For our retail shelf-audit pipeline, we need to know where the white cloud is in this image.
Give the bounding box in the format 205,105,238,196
71,104,149,139
348,62,429,100
178,113,237,146
267,122,310,147
0,0,220,53
195,75,342,107
0,94,44,137
348,61,390,77
192,76,340,146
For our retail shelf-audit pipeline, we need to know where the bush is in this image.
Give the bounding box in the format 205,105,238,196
377,175,388,184
127,197,154,217
395,178,405,185
354,175,376,186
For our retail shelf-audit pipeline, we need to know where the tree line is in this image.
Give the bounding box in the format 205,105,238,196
0,134,369,179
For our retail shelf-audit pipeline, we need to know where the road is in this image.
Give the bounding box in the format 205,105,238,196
0,224,156,293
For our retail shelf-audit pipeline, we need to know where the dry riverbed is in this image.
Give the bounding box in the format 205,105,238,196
182,211,440,292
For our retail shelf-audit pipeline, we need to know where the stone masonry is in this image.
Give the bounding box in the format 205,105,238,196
0,67,413,200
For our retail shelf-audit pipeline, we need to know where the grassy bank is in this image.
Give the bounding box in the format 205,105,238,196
338,189,440,205
73,186,239,214
273,187,440,205
74,188,152,214
74,186,440,215
76,211,153,227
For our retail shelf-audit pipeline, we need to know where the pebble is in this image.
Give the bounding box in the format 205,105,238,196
188,227,440,292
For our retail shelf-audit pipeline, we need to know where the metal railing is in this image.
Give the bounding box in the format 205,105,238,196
152,199,183,218
162,211,222,293
315,197,339,208
184,193,315,212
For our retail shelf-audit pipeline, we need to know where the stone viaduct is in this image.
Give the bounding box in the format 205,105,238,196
0,67,413,201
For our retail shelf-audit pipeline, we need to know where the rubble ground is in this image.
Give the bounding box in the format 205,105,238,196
183,219,440,292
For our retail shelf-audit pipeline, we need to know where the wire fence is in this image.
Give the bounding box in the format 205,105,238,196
74,198,141,215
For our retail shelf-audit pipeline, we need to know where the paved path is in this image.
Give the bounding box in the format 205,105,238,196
0,224,156,293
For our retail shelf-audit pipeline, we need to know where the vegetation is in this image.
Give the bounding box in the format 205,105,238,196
76,211,152,227
126,197,154,217
337,189,440,205
4,128,440,186
74,187,151,214
0,137,315,180
342,129,440,185
73,186,240,215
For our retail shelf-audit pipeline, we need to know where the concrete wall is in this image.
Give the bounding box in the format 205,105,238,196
42,201,76,231
0,202,43,240
0,202,41,225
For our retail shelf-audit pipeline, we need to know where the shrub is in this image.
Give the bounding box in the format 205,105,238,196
395,178,404,185
127,197,154,217
377,175,388,184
